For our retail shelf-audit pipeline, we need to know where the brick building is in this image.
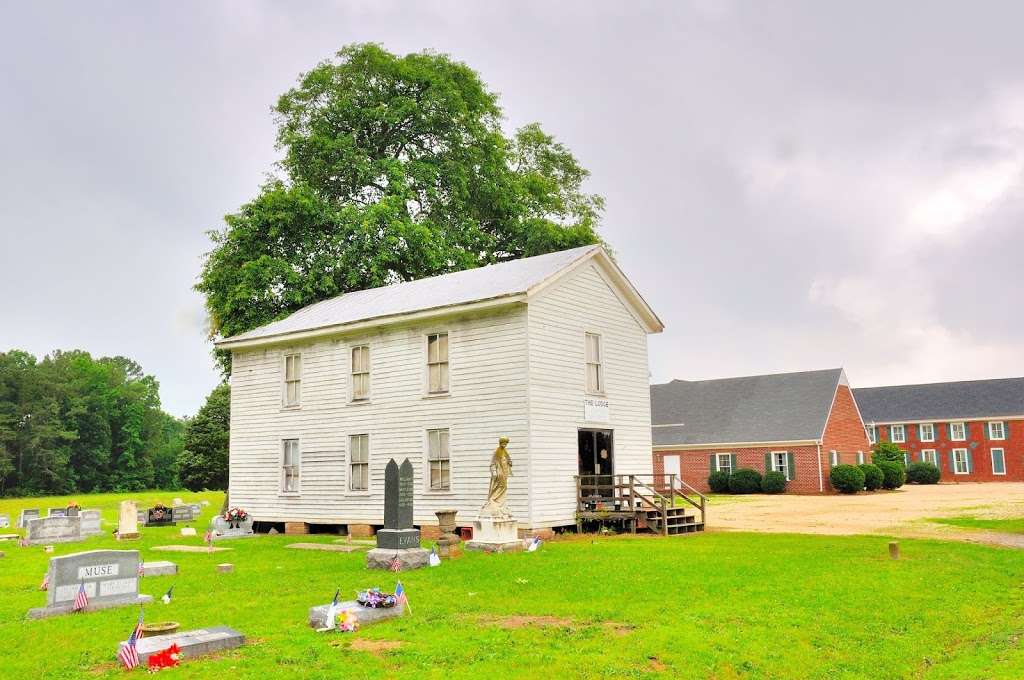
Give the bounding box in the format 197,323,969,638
854,378,1024,482
651,368,870,493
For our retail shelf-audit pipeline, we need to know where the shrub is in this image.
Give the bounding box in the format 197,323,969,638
761,471,787,494
728,468,763,494
877,460,906,489
872,442,906,466
708,470,731,493
906,462,940,484
830,464,865,494
859,463,884,491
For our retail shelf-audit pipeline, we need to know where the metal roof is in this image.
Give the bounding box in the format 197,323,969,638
853,377,1024,423
650,368,844,446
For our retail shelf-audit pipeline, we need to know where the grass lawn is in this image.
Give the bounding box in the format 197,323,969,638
2,493,1024,679
927,516,1024,534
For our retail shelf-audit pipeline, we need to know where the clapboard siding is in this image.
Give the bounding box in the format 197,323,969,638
527,262,654,527
229,305,530,524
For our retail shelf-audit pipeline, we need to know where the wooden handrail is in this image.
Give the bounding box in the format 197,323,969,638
574,473,707,534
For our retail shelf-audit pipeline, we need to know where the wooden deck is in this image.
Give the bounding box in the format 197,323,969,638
575,473,707,535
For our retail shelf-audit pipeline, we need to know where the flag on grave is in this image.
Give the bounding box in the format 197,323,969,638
428,546,441,567
528,536,542,552
118,613,143,670
389,553,401,572
138,562,145,578
325,588,341,629
395,581,410,614
161,586,174,604
40,572,49,591
73,582,89,612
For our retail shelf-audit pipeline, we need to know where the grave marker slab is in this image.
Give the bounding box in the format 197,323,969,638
27,549,152,618
27,516,83,545
180,527,197,537
118,501,139,539
212,516,254,540
152,545,231,553
0,513,9,529
309,600,405,629
119,626,244,664
172,505,196,522
286,543,366,553
80,510,102,536
47,508,67,518
141,561,178,577
19,508,40,529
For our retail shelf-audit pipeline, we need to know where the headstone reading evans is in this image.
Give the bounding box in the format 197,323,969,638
27,549,152,618
19,508,40,528
80,509,102,536
27,516,83,545
367,458,429,570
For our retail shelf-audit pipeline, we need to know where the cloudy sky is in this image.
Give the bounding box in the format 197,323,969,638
2,1,1023,417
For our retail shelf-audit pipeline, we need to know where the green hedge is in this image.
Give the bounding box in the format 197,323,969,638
761,471,787,494
728,468,763,494
876,460,906,489
859,463,884,491
906,462,940,484
708,470,731,493
830,464,865,494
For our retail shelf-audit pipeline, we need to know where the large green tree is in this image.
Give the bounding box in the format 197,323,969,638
198,43,603,371
178,383,230,491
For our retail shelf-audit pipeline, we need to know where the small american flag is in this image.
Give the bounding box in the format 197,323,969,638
72,582,89,612
395,580,410,614
205,529,213,553
39,572,49,591
137,562,145,578
389,553,401,572
118,612,143,670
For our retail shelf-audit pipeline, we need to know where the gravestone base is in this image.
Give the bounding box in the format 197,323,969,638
375,528,421,551
465,517,522,553
117,533,140,540
366,547,430,571
142,561,178,577
28,593,152,620
309,600,405,629
119,626,244,664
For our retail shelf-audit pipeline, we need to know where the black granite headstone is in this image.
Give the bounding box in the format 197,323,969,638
398,459,414,528
383,459,399,530
376,457,420,550
146,507,176,527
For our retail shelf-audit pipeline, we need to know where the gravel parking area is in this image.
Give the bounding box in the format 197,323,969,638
708,482,1024,547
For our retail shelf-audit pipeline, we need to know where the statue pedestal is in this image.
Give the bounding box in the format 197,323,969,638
465,516,522,553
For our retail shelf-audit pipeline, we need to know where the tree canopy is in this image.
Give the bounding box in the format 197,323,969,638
198,43,604,371
178,382,230,491
0,349,184,496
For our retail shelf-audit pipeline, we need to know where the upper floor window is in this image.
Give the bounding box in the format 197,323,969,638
427,428,450,491
585,333,604,394
281,439,300,493
427,333,449,394
988,421,1006,440
351,345,370,401
349,434,369,491
889,424,905,443
918,423,935,442
950,422,966,441
867,425,877,444
283,354,301,407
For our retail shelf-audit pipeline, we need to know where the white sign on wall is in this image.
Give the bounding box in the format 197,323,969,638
584,397,610,423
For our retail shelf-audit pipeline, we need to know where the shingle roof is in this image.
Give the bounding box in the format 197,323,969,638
218,245,635,345
650,368,844,446
853,378,1024,423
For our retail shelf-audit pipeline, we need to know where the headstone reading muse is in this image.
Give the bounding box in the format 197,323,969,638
28,549,152,618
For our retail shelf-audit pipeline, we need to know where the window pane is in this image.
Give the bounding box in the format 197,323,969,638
438,333,448,361
438,363,449,392
428,335,438,363
440,429,449,456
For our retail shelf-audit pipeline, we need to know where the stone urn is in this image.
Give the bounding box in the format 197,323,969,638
435,509,461,558
142,621,180,636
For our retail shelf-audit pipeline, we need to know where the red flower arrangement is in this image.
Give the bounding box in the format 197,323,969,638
223,507,248,523
146,643,181,670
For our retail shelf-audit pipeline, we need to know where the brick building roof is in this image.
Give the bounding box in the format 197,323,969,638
854,377,1024,423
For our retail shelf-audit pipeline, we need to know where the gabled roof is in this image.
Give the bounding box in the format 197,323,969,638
853,377,1024,423
216,245,662,349
651,368,845,447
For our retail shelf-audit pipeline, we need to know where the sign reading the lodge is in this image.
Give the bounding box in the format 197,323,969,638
583,397,610,423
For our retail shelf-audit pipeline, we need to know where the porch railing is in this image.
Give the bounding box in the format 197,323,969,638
574,473,706,535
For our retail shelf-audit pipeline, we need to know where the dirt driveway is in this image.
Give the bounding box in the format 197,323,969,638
707,482,1024,548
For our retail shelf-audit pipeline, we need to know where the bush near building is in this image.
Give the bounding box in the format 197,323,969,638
830,464,866,494
877,460,906,489
859,463,884,491
906,462,941,484
761,471,787,494
728,469,763,494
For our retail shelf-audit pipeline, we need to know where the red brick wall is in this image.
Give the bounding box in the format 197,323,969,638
822,385,872,467
876,419,1024,482
654,445,823,494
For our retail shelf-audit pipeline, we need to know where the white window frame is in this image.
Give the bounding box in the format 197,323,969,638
281,439,300,494
349,434,370,491
950,422,966,441
918,423,935,442
585,332,604,395
830,450,839,468
867,424,877,444
903,452,910,466
921,449,938,466
890,424,905,443
989,421,1006,441
771,451,790,481
857,451,865,465
350,345,371,402
426,428,451,491
715,453,733,474
283,353,301,408
991,447,1006,475
425,333,450,395
952,448,969,475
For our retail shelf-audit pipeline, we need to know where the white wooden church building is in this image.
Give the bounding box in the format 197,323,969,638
216,245,663,534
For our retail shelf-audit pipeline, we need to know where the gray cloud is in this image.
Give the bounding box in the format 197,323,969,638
2,1,1022,416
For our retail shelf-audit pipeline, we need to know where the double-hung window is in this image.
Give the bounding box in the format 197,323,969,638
867,425,877,444
890,424,906,443
989,421,1006,440
772,451,790,481
716,453,733,474
283,354,301,407
991,448,1006,475
830,450,839,468
918,423,935,442
351,345,370,401
921,449,938,466
857,451,865,465
585,333,604,394
427,333,449,394
427,428,450,491
952,448,969,475
950,422,967,441
282,439,300,493
349,434,369,491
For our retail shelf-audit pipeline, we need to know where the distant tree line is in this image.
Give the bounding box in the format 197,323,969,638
0,349,228,497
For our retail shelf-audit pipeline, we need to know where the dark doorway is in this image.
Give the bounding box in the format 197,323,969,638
578,429,614,477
